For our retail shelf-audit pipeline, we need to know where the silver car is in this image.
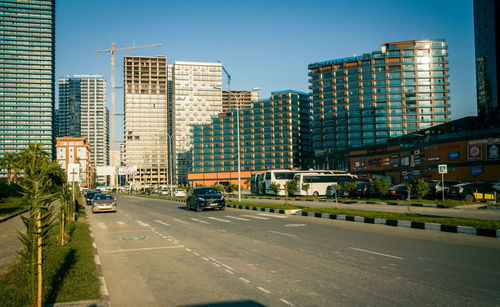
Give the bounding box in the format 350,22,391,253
92,193,117,213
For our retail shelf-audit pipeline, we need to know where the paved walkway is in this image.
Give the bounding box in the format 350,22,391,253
228,196,500,220
0,214,24,273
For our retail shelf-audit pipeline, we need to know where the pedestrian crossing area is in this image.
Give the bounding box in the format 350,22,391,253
98,213,288,229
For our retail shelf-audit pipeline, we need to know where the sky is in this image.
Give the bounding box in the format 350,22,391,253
56,0,477,130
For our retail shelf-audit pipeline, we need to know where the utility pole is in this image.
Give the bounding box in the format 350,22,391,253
95,42,162,154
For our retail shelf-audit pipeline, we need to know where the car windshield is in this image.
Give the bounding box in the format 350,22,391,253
197,188,218,194
96,194,113,200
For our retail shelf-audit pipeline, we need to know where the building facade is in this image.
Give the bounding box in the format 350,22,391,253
56,137,92,188
188,90,312,187
123,56,168,185
474,0,499,119
348,117,500,184
222,90,259,112
58,75,109,183
309,40,450,166
0,0,55,158
172,61,223,185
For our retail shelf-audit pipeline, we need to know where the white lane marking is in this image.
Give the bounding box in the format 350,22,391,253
207,217,231,223
136,220,151,227
193,252,200,256
191,218,211,224
98,223,107,230
116,221,126,225
349,247,404,260
104,246,184,253
225,269,235,275
269,231,298,238
212,262,221,267
225,216,251,221
242,215,269,220
257,287,271,294
208,257,235,271
185,248,192,252
173,218,189,224
280,298,294,306
239,277,251,283
155,220,170,226
284,224,306,227
202,257,209,261
258,213,288,219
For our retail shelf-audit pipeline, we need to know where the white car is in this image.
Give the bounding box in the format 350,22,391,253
173,189,186,197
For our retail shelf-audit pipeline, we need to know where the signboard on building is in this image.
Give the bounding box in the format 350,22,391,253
97,166,116,176
486,144,500,160
467,144,482,161
118,166,138,175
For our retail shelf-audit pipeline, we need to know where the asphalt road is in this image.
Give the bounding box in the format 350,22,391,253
88,195,500,306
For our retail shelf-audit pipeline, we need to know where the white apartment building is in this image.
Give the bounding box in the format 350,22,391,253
123,56,168,185
172,61,223,185
58,75,109,184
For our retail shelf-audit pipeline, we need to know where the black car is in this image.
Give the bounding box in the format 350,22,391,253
85,190,100,205
448,182,498,202
386,183,410,200
186,187,225,212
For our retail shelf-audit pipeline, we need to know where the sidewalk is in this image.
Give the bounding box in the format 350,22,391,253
0,214,24,273
227,196,500,221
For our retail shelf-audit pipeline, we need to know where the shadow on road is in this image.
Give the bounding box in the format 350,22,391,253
180,301,265,307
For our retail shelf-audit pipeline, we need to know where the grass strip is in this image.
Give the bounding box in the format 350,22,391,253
0,217,100,305
0,197,27,218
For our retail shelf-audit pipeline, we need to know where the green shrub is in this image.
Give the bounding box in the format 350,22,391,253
409,178,428,199
371,177,390,197
343,182,357,197
269,182,281,195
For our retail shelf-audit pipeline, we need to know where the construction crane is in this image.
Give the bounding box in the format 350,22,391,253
218,60,231,92
96,42,162,152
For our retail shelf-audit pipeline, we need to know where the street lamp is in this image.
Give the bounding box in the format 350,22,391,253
215,87,260,202
166,132,177,194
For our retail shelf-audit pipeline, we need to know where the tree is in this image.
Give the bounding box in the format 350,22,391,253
409,178,428,200
58,184,73,245
371,177,390,197
17,143,64,307
301,182,310,196
285,179,299,205
343,182,357,198
269,182,281,196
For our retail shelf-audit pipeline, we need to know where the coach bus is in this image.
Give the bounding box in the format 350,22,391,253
261,169,349,195
292,172,356,197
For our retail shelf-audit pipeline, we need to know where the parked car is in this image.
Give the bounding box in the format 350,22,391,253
186,187,225,211
85,190,100,205
425,180,463,199
173,188,187,197
91,193,117,213
354,181,379,198
386,183,410,200
327,178,369,198
448,182,498,202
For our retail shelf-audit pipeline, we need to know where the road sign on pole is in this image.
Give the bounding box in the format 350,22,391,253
438,164,447,201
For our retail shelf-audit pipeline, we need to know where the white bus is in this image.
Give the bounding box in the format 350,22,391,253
262,169,345,195
292,172,356,197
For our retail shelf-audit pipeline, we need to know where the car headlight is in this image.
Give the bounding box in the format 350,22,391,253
198,198,205,202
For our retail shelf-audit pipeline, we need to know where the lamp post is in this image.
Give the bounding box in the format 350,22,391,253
215,87,260,202
166,132,177,195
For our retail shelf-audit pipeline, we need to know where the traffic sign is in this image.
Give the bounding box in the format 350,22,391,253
438,164,448,174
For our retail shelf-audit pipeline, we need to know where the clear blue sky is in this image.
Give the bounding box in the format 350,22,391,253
57,0,476,121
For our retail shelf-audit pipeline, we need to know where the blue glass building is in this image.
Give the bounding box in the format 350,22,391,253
0,0,55,156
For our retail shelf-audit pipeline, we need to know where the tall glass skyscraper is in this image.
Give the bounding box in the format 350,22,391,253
0,0,55,156
309,40,450,158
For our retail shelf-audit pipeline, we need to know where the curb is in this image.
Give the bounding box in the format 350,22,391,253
296,211,500,238
88,221,111,306
0,208,28,223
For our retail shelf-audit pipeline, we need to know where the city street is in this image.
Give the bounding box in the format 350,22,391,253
88,195,500,306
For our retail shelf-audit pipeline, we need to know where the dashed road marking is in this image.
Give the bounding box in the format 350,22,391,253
136,220,151,228
190,218,211,224
225,269,235,275
212,262,221,267
104,246,184,253
207,217,231,223
185,248,192,252
257,287,271,294
202,257,209,261
239,277,251,283
280,298,294,306
173,218,189,224
269,230,298,238
116,221,126,225
193,252,200,256
242,215,269,220
349,247,404,260
225,216,250,221
258,213,288,219
155,220,170,226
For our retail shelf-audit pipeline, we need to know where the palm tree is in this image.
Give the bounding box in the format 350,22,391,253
1,152,16,183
